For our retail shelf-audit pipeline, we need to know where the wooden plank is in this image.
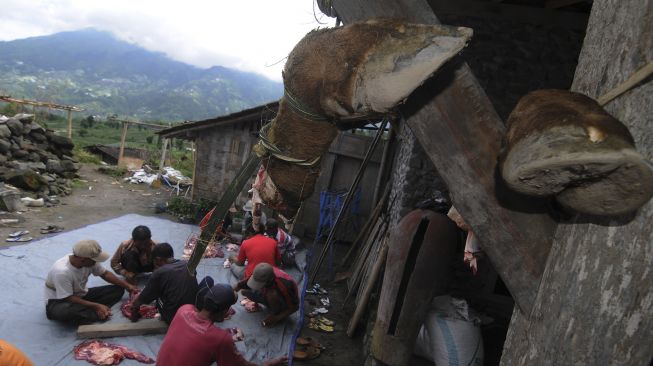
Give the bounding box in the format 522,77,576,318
117,122,129,167
77,319,168,339
66,110,73,139
332,0,556,314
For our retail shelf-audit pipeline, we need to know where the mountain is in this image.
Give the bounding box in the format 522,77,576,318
0,29,283,121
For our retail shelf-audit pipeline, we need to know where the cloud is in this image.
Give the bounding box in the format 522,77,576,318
0,0,335,81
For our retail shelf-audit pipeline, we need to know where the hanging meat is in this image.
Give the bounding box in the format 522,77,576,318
252,19,473,219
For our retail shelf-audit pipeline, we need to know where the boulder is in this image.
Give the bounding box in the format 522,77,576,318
27,152,41,162
0,139,11,154
29,132,47,143
60,159,78,172
6,119,24,135
0,155,7,165
0,125,11,138
47,133,74,149
5,169,48,191
27,162,46,171
46,159,64,174
12,150,29,159
14,114,34,123
27,123,45,134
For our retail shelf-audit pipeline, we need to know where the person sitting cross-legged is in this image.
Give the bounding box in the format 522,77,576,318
111,225,157,284
157,283,287,366
229,223,280,280
234,263,299,327
45,239,137,325
128,243,200,324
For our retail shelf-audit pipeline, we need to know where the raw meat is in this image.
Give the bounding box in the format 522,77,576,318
73,340,155,365
227,327,245,342
182,233,224,259
121,290,158,319
224,307,236,320
240,298,261,313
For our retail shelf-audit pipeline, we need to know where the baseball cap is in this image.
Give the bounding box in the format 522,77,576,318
73,239,110,262
204,284,237,310
247,263,275,291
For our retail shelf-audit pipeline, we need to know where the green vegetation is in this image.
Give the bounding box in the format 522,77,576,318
97,165,128,178
73,146,102,164
167,196,217,223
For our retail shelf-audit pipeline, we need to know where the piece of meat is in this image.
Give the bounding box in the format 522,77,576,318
121,290,159,320
74,340,155,365
240,298,261,313
224,307,236,320
227,327,245,342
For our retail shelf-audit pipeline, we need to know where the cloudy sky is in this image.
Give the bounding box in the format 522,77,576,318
0,0,334,81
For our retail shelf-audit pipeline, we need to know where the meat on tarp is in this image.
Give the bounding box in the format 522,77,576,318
73,340,155,365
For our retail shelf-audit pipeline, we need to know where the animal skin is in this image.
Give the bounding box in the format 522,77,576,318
255,19,473,218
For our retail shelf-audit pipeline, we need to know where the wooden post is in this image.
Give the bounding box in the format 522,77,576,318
66,109,73,139
332,0,556,314
347,243,388,337
118,121,129,166
190,141,197,200
159,138,169,171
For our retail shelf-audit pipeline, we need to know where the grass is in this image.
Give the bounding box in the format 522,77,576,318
73,146,102,164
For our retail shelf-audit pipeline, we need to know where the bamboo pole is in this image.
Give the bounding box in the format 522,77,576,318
190,141,197,200
159,138,169,171
347,243,388,337
118,122,129,166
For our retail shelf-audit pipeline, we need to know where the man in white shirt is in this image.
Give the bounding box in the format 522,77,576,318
45,239,138,324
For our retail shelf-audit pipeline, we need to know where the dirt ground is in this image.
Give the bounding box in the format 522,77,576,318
0,164,176,247
0,164,367,364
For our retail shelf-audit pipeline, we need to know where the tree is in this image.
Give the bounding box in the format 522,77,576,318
146,136,154,144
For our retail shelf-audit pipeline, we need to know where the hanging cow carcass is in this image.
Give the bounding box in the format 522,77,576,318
252,19,473,219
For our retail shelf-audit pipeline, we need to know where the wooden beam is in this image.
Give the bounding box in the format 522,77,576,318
77,319,168,339
159,138,169,171
107,117,167,130
332,0,557,314
0,95,84,111
427,0,589,30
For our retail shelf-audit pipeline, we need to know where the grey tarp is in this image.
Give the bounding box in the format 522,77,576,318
0,214,304,365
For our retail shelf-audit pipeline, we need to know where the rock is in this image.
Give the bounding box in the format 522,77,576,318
28,152,41,162
5,169,48,191
47,133,74,149
30,132,47,143
28,123,45,134
11,136,23,146
44,174,56,182
62,155,75,161
0,125,11,138
12,150,28,159
6,119,24,135
46,159,64,174
0,139,10,154
27,162,46,171
0,155,7,165
14,114,34,123
60,160,77,172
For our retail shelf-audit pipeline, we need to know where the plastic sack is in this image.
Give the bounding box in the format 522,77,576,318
414,295,484,366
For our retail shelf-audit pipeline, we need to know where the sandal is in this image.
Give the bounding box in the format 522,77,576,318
9,230,29,238
40,225,64,234
316,316,334,326
6,236,32,243
293,346,321,360
296,337,324,349
308,319,334,333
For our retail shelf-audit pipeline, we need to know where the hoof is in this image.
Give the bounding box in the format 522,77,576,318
500,90,653,216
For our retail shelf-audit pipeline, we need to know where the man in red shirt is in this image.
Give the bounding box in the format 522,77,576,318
229,224,280,280
234,263,299,327
157,284,287,366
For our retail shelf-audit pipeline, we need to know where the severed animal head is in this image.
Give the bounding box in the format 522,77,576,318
283,19,473,120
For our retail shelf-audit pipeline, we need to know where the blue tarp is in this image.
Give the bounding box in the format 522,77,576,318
0,214,305,365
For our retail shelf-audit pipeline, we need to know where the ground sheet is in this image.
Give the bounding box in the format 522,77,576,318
0,214,305,365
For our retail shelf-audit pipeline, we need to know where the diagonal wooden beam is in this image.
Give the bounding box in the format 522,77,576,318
332,0,557,314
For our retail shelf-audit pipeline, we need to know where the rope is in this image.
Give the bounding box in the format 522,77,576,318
597,60,653,106
255,123,322,167
284,88,334,124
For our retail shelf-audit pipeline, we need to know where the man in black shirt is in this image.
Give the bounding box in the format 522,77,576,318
128,243,199,323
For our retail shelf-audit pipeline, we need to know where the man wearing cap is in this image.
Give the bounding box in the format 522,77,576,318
234,263,299,327
44,239,138,324
157,283,287,366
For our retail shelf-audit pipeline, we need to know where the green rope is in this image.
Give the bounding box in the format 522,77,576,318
284,87,334,124
256,123,322,167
